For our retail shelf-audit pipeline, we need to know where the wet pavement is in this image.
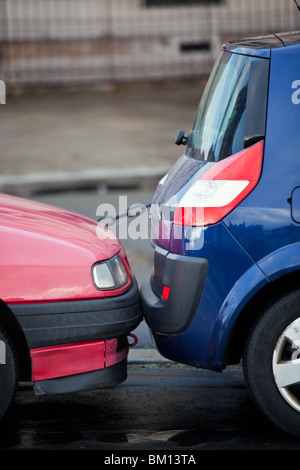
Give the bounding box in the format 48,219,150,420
1,365,300,451
0,81,206,196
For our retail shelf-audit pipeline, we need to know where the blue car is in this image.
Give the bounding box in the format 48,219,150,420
141,30,300,437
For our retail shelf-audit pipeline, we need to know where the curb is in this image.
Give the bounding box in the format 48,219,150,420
128,348,169,364
0,166,169,195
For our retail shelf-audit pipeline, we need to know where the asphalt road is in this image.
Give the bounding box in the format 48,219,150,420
1,366,300,452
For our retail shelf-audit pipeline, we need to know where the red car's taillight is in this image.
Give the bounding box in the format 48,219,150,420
173,140,264,227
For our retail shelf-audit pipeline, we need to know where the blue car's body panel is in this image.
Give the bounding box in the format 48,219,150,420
224,43,300,263
142,32,300,373
151,222,269,371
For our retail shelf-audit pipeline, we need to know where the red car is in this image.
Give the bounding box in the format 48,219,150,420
0,194,142,418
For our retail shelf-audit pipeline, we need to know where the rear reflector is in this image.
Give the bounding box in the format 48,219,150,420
174,140,264,227
162,285,170,300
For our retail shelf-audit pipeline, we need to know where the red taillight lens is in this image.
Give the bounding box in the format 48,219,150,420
173,140,264,227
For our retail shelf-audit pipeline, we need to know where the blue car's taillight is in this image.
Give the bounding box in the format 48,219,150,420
173,140,264,227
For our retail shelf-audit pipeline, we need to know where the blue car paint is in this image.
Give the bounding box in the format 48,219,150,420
143,32,300,373
225,44,300,265
152,222,269,371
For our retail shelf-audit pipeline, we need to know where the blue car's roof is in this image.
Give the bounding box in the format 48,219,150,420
223,31,300,58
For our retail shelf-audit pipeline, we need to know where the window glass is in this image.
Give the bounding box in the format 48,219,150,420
187,52,269,161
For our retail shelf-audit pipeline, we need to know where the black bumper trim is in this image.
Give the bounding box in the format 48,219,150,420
141,246,208,334
9,278,142,349
33,359,127,395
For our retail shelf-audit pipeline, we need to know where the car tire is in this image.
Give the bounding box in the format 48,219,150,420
243,289,300,437
0,325,18,420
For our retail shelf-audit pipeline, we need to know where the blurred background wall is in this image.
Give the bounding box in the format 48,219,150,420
0,0,299,89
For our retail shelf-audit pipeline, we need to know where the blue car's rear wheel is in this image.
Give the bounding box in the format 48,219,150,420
243,290,300,437
0,325,18,420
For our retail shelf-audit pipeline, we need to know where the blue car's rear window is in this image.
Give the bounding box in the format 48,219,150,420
187,51,269,161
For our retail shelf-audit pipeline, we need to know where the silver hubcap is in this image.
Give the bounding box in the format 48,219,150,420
273,318,300,412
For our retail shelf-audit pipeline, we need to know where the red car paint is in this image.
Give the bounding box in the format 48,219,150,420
0,194,132,303
0,194,141,405
31,338,128,381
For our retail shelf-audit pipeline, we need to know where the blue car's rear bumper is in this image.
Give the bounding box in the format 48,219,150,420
142,222,269,371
